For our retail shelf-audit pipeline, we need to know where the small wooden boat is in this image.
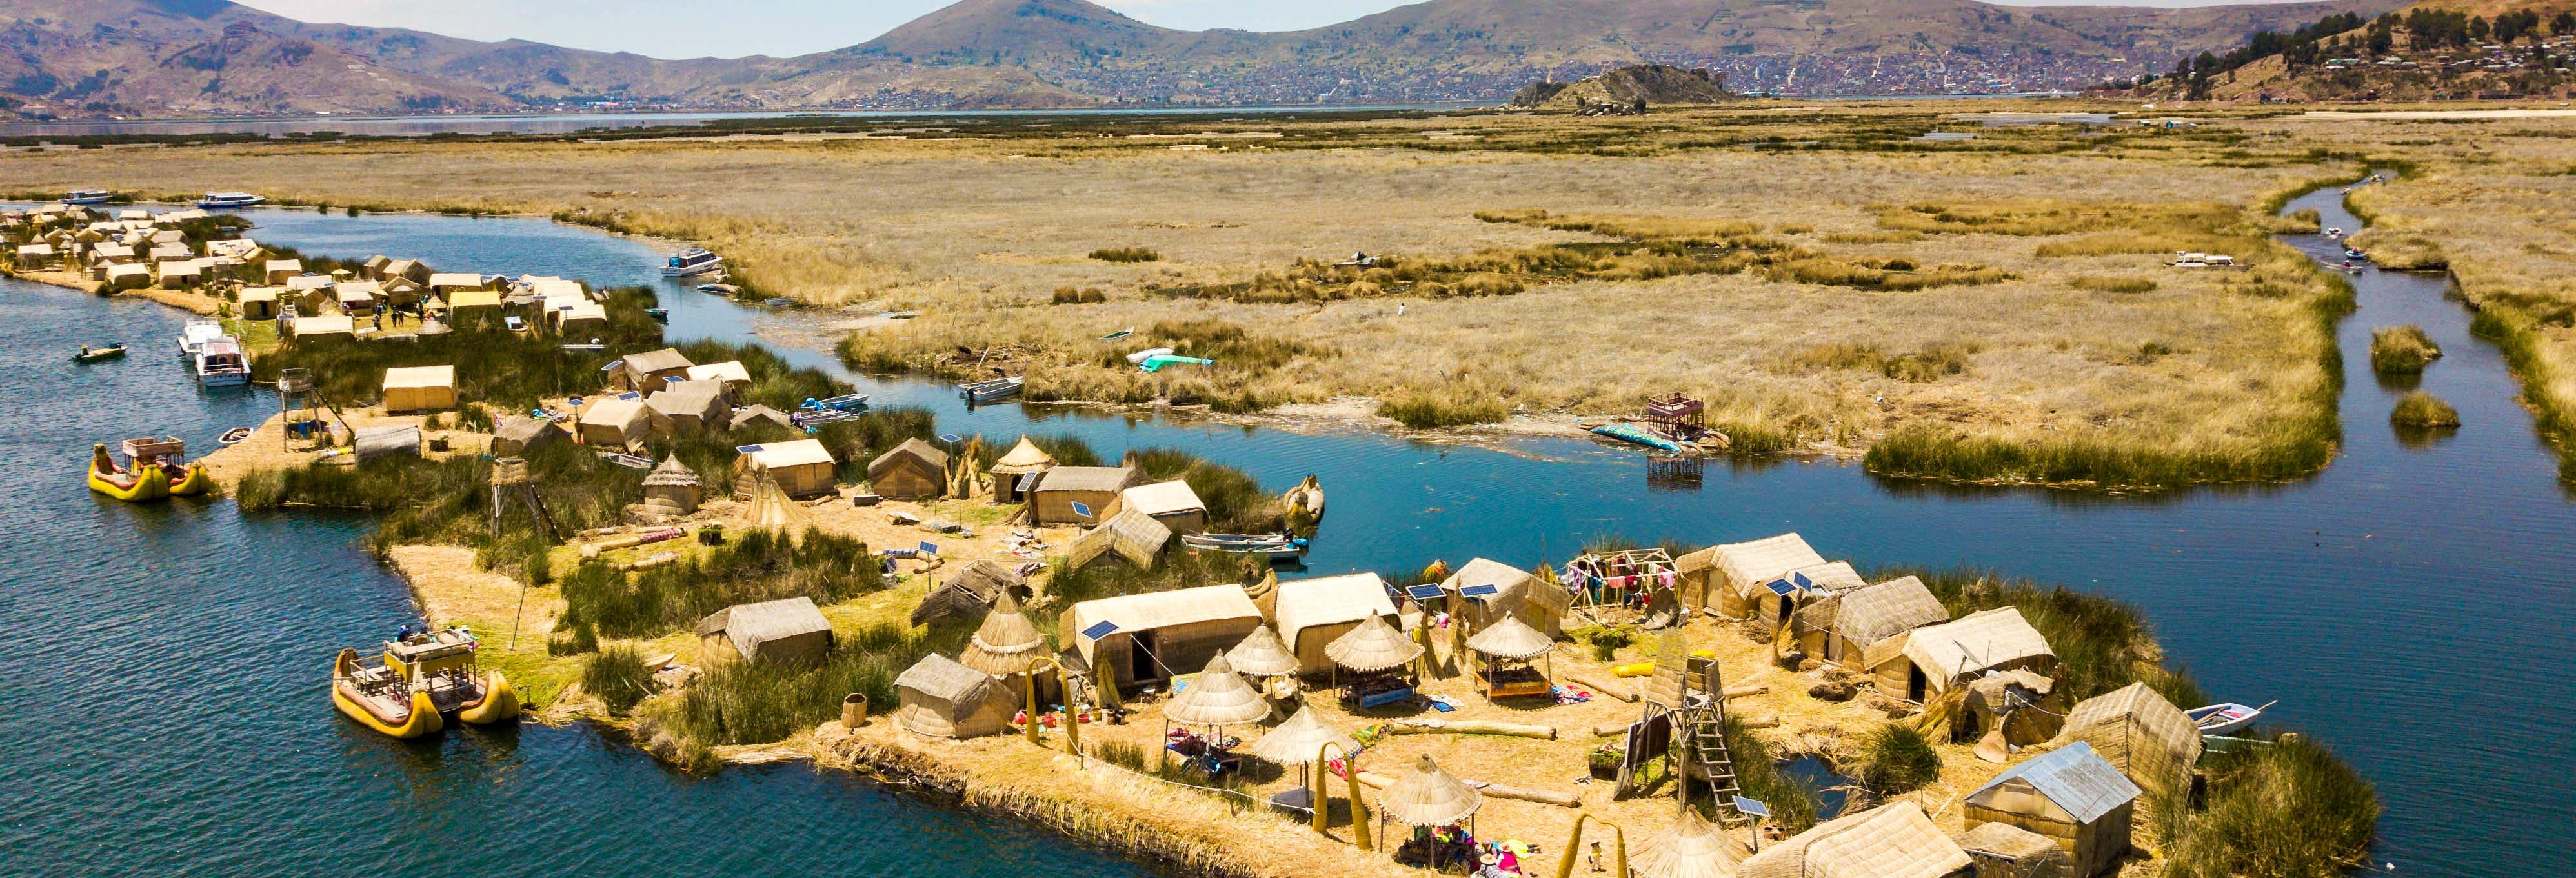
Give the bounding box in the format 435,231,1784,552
334,648,443,739
696,283,741,295
1590,423,1685,452
800,393,871,412
218,426,254,446
1182,532,1309,561
2188,700,2274,737
959,376,1024,403
1137,354,1214,373
74,344,126,363
643,307,670,321
2343,248,2368,261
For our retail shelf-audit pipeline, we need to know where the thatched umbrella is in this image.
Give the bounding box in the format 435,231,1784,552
1162,654,1270,773
1247,703,1360,810
1380,754,1483,867
990,435,1056,501
1465,612,1556,700
1632,808,1744,878
1325,614,1425,675
1225,625,1302,697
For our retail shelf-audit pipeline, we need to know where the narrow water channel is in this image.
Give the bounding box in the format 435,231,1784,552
2,181,2567,875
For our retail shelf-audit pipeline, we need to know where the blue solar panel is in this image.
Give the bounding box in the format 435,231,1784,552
599,359,623,372
1072,501,1092,518
616,392,641,401
1790,570,1815,589
1080,620,1120,641
937,433,963,444
1733,796,1770,819
736,444,764,454
1764,579,1800,596
918,541,939,555
1406,584,1448,601
1458,583,1502,598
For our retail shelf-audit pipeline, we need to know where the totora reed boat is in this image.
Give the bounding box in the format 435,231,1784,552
332,626,521,739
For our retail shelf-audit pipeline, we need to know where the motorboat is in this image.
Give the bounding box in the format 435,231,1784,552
74,344,126,363
696,283,741,295
194,339,251,387
959,376,1024,403
661,247,723,277
62,189,114,205
197,192,265,209
1181,533,1309,562
177,318,229,356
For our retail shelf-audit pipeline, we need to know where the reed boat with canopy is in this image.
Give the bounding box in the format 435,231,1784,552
331,625,521,739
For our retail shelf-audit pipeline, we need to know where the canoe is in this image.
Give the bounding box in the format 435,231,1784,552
73,345,126,363
799,393,870,412
332,648,443,739
167,462,216,497
1182,533,1308,561
1124,346,1174,365
218,426,253,445
643,308,669,321
2187,701,2272,737
1589,423,1685,453
1137,354,1214,373
88,466,170,502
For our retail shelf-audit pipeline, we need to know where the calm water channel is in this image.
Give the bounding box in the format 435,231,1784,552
3,182,2566,875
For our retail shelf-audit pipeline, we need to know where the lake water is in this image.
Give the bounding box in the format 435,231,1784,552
5,185,2568,875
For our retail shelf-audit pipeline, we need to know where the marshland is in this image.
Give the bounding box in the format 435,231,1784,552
7,101,2576,878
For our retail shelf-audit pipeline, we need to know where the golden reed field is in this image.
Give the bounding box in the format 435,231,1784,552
14,104,2574,486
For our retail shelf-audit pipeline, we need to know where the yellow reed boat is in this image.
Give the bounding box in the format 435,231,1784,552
333,648,443,739
167,462,215,496
86,444,171,502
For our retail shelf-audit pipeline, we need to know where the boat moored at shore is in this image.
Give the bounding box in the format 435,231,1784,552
62,189,114,205
197,192,265,209
661,247,723,277
332,625,521,738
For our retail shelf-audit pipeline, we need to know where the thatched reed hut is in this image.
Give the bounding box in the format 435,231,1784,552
1708,532,1826,619
1273,573,1401,675
380,365,456,414
867,437,949,500
576,398,663,451
911,559,1031,627
647,379,730,434
1738,800,1970,878
1957,820,2071,878
989,436,1058,503
1117,480,1208,534
1964,742,2139,878
1631,808,1749,878
1070,507,1171,570
1869,606,2056,702
614,347,694,392
1323,614,1423,676
2042,682,2203,802
488,415,565,457
960,591,1054,705
734,438,836,498
1811,575,1949,670
695,596,833,667
1030,465,1136,526
1438,557,1567,638
640,455,702,517
1061,584,1262,691
894,653,1013,739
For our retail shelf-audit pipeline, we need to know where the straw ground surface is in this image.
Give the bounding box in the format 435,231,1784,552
5,104,2499,487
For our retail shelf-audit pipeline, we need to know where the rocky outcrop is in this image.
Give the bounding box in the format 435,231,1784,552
1511,65,1733,112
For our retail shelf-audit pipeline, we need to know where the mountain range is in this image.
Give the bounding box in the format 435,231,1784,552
1,0,2411,118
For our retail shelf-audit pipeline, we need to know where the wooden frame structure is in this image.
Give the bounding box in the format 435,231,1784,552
1640,393,1705,442
1562,548,1680,626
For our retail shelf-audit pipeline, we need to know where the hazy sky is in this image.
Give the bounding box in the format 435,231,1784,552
236,0,2312,60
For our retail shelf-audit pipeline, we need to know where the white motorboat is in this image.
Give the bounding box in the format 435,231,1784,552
197,192,265,209
62,189,114,205
2187,700,2275,737
177,318,229,357
194,339,250,387
661,247,723,277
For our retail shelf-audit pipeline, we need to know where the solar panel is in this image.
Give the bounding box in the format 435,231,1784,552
1016,472,1041,492
736,444,764,454
936,433,963,444
1458,583,1502,598
1764,578,1800,597
1733,796,1770,819
1080,620,1120,641
917,541,939,555
616,392,641,401
599,359,623,372
1071,501,1092,518
1790,570,1815,589
1405,584,1448,601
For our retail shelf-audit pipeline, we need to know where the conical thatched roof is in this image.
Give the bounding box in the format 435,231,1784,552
991,435,1057,474
1325,614,1424,673
1378,755,1482,827
1225,625,1301,677
737,468,810,534
1164,655,1271,726
643,455,700,487
1465,613,1554,660
1246,704,1357,766
960,591,1047,677
1632,808,1746,878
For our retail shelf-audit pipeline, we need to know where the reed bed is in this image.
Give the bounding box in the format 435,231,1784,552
1851,723,1941,796
2368,324,2440,374
2159,733,2380,878
583,644,659,714
555,528,880,640
2388,390,2460,428
649,622,952,768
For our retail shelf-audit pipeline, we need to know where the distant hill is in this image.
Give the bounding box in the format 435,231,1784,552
0,0,2419,118
1511,65,1735,111
2097,3,2575,102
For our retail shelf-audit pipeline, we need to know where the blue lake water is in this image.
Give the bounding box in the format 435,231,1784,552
3,185,2568,875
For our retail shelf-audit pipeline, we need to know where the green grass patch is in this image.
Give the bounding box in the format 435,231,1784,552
1853,723,1942,795
647,622,946,768
1378,387,1509,429
583,644,659,714
555,528,881,639
2160,733,2380,878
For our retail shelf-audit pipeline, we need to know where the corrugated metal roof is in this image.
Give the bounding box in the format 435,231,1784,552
1971,741,2140,824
